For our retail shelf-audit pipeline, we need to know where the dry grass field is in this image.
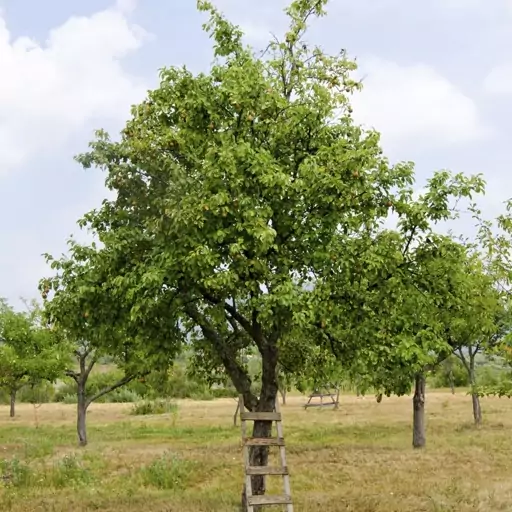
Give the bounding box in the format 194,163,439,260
0,391,512,511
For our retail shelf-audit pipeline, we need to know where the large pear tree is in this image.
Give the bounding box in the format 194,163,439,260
45,0,485,499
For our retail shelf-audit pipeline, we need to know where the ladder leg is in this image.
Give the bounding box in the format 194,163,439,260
234,397,240,426
275,397,294,512
240,395,254,512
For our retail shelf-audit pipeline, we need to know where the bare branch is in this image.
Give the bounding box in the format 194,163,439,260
85,374,138,408
455,347,470,374
65,369,79,383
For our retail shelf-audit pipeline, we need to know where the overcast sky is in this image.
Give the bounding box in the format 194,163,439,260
1,0,511,307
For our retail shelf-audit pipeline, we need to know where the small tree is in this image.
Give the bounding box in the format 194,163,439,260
41,243,178,446
464,199,512,403
64,340,150,446
447,256,509,425
313,180,485,448
0,300,65,417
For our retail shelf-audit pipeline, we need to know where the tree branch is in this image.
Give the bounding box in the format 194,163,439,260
184,302,258,410
201,289,255,338
85,373,137,408
455,347,471,374
84,354,98,381
65,369,79,383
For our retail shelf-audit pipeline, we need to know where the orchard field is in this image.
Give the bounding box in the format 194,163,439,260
3,1,512,511
1,391,512,512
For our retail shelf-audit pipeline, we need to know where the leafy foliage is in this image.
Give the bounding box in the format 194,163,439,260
130,399,178,416
0,300,67,406
41,0,486,417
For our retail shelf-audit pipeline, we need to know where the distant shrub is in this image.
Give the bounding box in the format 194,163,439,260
53,381,76,403
108,388,141,403
430,356,470,389
131,399,178,417
477,364,509,388
161,365,238,400
62,393,77,404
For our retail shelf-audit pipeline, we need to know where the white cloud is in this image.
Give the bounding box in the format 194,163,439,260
0,1,149,174
484,63,512,95
350,58,488,153
439,0,483,8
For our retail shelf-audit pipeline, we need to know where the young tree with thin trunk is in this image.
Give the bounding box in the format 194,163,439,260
315,188,486,449
40,244,177,447
460,202,512,406
441,251,510,426
65,341,143,446
0,300,66,418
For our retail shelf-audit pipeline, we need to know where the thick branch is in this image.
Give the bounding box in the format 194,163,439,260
85,374,137,409
202,290,254,336
317,324,342,359
65,369,80,383
184,303,258,410
455,347,471,374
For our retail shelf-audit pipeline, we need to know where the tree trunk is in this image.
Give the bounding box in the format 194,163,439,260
469,361,482,426
449,370,455,394
279,387,286,406
471,392,482,426
77,381,88,447
9,389,16,418
241,346,279,510
412,372,426,449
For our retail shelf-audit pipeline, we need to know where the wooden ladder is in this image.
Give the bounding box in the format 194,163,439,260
239,394,294,512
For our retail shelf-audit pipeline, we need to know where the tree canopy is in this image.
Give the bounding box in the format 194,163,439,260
38,0,492,496
0,300,66,416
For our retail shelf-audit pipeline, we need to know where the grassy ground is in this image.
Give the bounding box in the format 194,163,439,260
1,391,512,511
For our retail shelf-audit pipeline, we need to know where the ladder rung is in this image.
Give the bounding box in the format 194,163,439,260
248,494,293,506
244,437,285,446
241,412,281,421
246,465,288,476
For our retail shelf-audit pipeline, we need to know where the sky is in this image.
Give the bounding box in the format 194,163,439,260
1,0,512,308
